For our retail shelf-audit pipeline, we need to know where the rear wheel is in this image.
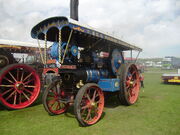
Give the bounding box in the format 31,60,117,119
117,63,140,105
74,83,104,126
42,78,69,115
0,64,40,109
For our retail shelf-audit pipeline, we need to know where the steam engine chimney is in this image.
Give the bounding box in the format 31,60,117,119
70,0,79,21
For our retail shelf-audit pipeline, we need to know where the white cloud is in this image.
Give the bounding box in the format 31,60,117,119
0,0,179,58
79,0,180,57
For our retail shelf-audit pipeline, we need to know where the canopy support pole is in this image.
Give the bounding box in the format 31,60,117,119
61,29,73,64
44,34,47,64
59,30,62,63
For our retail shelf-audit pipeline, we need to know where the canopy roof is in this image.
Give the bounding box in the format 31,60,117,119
31,16,142,52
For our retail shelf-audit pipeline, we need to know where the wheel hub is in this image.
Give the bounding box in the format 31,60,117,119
91,102,95,106
0,57,8,67
15,82,25,92
130,81,134,87
0,59,4,64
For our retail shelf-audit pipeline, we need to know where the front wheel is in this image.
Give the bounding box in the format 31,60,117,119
74,83,104,126
42,78,69,115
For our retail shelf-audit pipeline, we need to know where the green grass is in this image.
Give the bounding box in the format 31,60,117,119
146,67,178,73
0,69,180,135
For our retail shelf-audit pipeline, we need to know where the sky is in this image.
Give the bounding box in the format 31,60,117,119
0,0,180,58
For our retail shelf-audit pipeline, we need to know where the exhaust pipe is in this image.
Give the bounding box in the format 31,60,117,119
70,0,79,21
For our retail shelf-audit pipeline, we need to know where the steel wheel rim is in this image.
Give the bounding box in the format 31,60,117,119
0,64,40,109
80,86,104,125
46,84,68,114
0,55,9,68
126,65,140,104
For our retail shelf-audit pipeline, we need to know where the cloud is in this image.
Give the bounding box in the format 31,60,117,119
79,0,180,57
0,0,69,42
0,0,179,58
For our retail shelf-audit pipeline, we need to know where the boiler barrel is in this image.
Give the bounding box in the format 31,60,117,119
70,69,108,82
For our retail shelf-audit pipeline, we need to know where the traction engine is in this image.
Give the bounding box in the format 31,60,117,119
30,0,142,126
31,16,142,126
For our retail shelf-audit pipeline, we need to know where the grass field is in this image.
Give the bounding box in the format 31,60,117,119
0,68,180,135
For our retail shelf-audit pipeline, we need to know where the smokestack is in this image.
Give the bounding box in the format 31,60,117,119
70,0,79,21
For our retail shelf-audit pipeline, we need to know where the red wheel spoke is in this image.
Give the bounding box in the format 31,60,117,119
85,109,92,121
4,77,14,84
24,79,33,85
87,89,90,95
24,85,36,88
130,90,134,96
48,99,56,107
56,102,60,110
58,102,62,109
81,108,87,116
81,104,90,110
94,108,99,116
127,88,132,97
24,88,33,95
127,92,131,99
0,85,14,87
133,82,137,87
9,71,17,82
126,80,130,86
22,91,30,100
23,73,32,82
20,71,24,82
126,84,130,89
86,93,91,101
51,103,56,109
60,103,65,110
89,113,92,121
1,88,14,96
95,99,100,105
131,88,137,95
95,92,100,98
5,90,16,101
92,90,97,102
13,92,17,105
